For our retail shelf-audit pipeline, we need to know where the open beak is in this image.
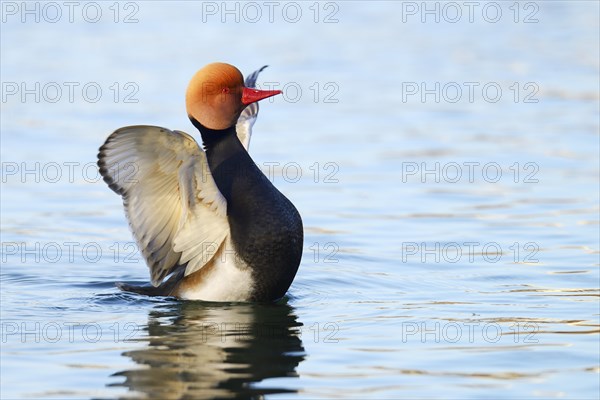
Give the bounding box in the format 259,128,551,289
241,87,282,105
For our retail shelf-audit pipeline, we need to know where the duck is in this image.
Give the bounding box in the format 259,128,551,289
97,63,303,302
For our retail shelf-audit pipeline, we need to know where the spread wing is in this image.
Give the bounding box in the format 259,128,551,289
98,125,229,286
235,65,268,150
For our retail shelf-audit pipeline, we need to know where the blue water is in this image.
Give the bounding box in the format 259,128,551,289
1,1,599,398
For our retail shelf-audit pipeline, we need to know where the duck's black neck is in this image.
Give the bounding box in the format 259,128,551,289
189,116,237,150
189,115,246,201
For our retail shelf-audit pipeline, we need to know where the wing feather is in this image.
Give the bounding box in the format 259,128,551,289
235,65,269,150
98,125,229,286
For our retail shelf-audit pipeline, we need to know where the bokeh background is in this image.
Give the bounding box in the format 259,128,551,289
1,1,599,398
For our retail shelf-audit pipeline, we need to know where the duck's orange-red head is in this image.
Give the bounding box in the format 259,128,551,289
185,63,281,130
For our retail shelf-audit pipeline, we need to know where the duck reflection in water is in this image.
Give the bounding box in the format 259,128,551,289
111,301,305,399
